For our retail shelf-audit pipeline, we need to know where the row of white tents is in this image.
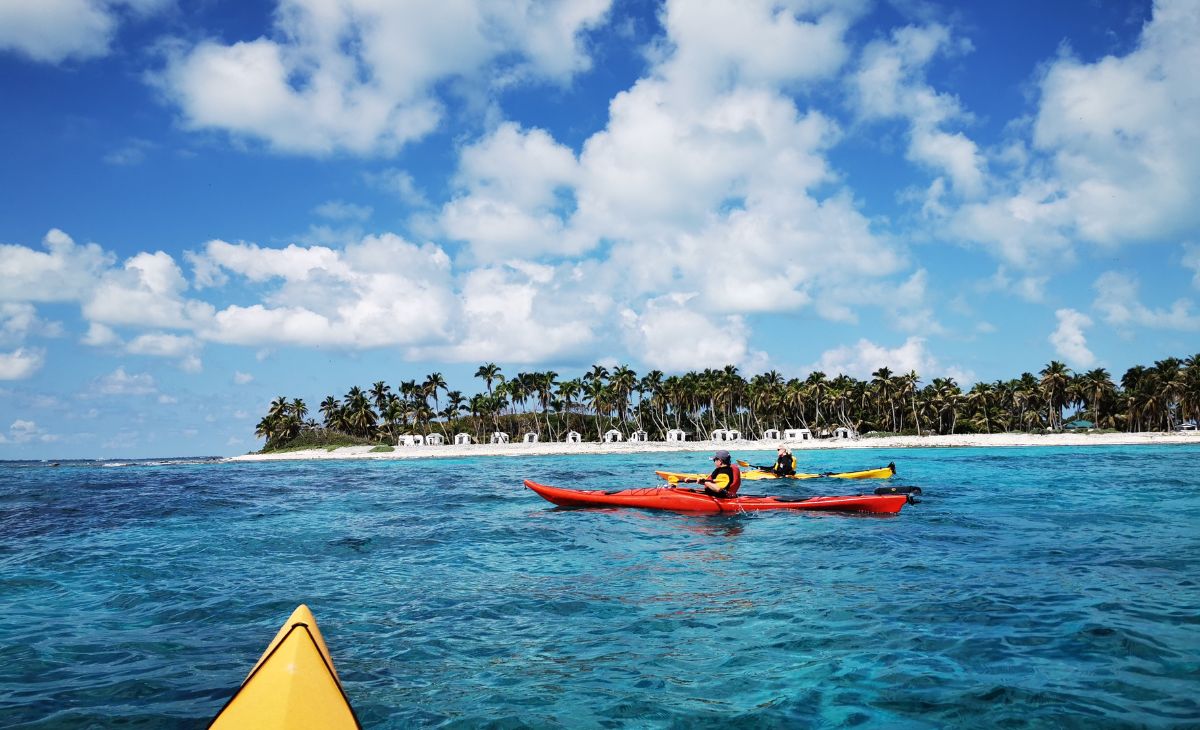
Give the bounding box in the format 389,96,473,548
398,427,856,447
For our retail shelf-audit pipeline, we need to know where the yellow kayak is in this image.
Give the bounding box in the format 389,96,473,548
656,462,895,483
209,604,360,729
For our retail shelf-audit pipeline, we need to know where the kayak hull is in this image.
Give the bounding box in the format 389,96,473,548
656,463,896,482
524,480,909,514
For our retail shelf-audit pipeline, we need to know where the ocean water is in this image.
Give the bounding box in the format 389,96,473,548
1,445,1197,728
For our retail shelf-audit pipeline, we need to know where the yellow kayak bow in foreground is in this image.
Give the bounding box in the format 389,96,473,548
656,462,896,483
209,604,360,729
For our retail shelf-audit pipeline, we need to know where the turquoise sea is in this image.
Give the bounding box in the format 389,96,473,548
1,445,1198,728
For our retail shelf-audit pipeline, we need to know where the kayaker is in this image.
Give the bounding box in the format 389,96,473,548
770,445,796,476
698,450,741,498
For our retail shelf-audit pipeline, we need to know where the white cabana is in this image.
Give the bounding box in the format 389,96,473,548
566,431,582,443
603,429,624,443
726,429,742,441
425,433,444,446
710,428,728,442
490,432,510,444
834,427,856,440
630,430,648,442
454,433,473,445
523,432,539,443
399,434,424,446
784,428,812,441
667,428,687,442
761,428,781,441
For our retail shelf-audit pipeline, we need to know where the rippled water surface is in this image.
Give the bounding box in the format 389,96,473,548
1,445,1198,728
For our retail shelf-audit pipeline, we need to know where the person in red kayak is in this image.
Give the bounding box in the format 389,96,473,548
697,449,741,498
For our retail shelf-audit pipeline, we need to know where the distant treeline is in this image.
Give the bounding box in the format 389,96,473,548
253,357,1200,452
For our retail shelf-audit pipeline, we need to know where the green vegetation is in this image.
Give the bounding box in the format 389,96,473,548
253,356,1200,449
369,445,395,453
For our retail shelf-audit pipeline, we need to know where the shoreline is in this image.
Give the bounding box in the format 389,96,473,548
227,431,1199,462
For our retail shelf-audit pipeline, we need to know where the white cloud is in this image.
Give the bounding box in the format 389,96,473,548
659,0,859,97
1184,243,1200,289
1049,308,1095,368
812,336,972,382
0,0,170,63
0,0,111,64
1,419,57,444
314,200,372,222
440,123,580,262
155,0,611,155
82,322,120,347
619,294,766,373
125,332,203,371
93,367,157,396
103,137,155,165
0,348,45,380
1093,271,1200,330
233,371,254,385
1,303,62,345
978,267,1049,303
410,263,597,363
84,250,214,328
851,24,985,197
0,229,113,302
192,233,457,348
949,0,1200,266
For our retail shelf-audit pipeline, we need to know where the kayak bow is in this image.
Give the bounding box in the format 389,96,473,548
209,604,360,730
524,480,910,514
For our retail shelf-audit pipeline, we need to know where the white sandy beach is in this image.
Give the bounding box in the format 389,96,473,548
228,431,1199,462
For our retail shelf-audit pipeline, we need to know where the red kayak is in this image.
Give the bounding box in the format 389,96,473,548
524,480,911,514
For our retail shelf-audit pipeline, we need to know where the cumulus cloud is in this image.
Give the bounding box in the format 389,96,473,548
0,0,169,64
154,0,611,155
82,322,120,347
1093,271,1200,330
851,23,985,198
0,419,57,444
0,348,45,380
812,336,972,382
1049,308,1096,368
0,303,63,345
125,332,203,371
92,366,157,396
233,371,254,385
1184,243,1200,289
410,262,598,363
191,233,457,348
0,229,113,302
619,294,766,373
84,250,214,329
949,0,1200,266
441,123,580,262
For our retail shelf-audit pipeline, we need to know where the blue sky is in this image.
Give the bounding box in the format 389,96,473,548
2,0,1197,458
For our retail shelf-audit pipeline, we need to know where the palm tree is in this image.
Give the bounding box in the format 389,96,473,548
369,381,392,414
1039,361,1072,430
475,363,502,396
871,367,897,432
319,396,341,429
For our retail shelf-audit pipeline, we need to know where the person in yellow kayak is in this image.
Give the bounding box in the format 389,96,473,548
769,445,796,476
697,449,741,498
744,445,796,476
